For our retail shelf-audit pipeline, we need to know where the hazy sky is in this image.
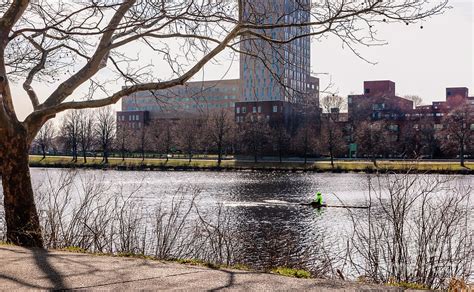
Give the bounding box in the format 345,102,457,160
11,0,474,120
313,0,474,101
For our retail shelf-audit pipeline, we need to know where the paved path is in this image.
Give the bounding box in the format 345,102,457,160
0,245,398,291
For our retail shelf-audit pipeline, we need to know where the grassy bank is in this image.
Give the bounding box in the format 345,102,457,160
29,155,474,174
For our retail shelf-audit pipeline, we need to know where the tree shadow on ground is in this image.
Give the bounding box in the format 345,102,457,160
30,247,69,290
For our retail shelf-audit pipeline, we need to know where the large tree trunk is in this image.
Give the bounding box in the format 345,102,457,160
1,129,43,247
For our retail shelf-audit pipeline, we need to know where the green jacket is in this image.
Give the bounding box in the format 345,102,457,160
314,194,323,205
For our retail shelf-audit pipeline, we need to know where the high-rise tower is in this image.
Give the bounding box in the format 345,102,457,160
240,0,311,104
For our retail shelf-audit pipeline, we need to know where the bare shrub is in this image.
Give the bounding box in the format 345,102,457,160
194,203,238,266
31,171,238,266
151,189,201,260
35,170,116,252
347,172,473,289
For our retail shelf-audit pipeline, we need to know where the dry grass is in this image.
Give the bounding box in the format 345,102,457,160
29,155,473,173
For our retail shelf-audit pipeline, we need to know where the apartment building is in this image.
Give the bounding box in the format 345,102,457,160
117,79,241,129
236,0,319,126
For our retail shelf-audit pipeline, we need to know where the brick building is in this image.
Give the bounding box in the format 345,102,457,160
348,80,413,122
235,76,320,127
345,81,473,158
407,86,474,134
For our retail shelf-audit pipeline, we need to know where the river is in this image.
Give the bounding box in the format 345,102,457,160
1,168,473,279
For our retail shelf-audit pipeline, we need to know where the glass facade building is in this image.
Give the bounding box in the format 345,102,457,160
240,0,311,103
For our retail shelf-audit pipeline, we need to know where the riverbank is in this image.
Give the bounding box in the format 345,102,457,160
0,245,402,291
29,155,474,174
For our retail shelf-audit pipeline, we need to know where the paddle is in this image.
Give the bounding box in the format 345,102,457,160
300,202,369,209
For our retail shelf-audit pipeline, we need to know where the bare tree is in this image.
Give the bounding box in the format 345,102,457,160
115,124,133,161
398,116,440,159
239,115,271,163
77,110,95,163
292,121,317,165
440,105,474,167
355,121,390,166
96,107,115,164
60,110,81,162
320,95,346,168
0,0,448,246
206,109,234,167
177,117,203,163
272,122,291,163
33,120,55,159
151,120,175,163
404,95,423,108
137,123,152,162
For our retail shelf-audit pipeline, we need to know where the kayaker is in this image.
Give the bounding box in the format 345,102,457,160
314,192,323,207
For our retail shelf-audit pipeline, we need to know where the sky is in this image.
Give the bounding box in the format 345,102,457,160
312,0,474,101
11,0,474,120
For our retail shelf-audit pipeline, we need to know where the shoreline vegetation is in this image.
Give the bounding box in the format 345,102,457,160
29,155,474,174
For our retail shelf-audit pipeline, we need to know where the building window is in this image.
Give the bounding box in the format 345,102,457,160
373,103,385,110
242,107,246,113
236,107,240,114
389,124,399,131
365,88,370,94
258,106,262,113
273,105,278,113
253,106,257,113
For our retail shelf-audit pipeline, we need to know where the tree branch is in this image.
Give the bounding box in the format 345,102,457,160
25,24,242,125
40,0,138,109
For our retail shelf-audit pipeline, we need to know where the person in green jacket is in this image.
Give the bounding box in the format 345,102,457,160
314,192,323,207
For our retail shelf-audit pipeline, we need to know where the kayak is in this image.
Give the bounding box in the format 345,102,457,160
302,202,369,209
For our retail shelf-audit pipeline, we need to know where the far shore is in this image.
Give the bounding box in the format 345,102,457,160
28,155,474,175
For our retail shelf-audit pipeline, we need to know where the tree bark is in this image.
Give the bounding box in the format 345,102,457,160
1,129,43,247
102,145,109,164
41,145,46,160
217,138,222,167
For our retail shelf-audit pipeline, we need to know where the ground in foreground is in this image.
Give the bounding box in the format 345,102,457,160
0,245,400,291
